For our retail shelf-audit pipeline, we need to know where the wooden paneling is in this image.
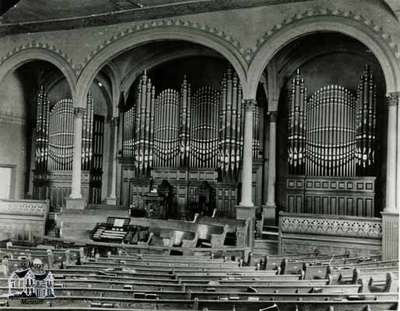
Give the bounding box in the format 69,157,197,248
286,176,375,216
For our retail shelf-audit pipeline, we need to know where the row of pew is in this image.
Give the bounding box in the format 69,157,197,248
0,243,397,310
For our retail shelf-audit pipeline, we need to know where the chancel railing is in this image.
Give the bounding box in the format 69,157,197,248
33,89,104,210
279,212,382,257
121,68,264,219
286,65,377,217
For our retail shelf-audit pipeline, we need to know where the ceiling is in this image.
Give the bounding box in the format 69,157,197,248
0,0,397,36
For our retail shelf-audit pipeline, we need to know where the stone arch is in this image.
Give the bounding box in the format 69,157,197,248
76,26,249,106
120,47,219,96
0,48,77,97
248,16,400,98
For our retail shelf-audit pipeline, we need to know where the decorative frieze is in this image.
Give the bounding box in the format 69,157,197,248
386,92,400,107
280,212,382,239
0,199,48,217
252,9,400,61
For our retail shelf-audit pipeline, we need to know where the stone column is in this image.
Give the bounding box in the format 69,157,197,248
239,99,255,208
66,107,86,209
106,117,119,205
382,92,399,260
237,99,256,248
263,111,278,224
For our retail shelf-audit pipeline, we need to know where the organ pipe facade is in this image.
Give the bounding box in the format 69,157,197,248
288,66,376,177
122,67,262,174
286,66,377,217
33,88,104,210
121,67,264,218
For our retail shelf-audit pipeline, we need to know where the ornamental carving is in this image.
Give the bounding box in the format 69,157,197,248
251,9,400,61
0,200,48,217
280,215,382,239
80,18,244,74
0,42,75,73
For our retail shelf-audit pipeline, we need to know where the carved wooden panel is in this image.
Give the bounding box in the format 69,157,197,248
0,199,49,242
286,176,375,216
279,212,382,257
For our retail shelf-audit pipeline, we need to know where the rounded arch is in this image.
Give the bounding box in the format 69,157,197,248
77,26,249,105
248,17,400,98
120,47,219,95
0,48,77,97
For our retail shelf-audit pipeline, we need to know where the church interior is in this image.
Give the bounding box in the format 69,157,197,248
0,0,398,310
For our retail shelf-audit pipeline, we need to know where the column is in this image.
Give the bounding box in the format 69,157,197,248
66,107,85,209
239,99,255,208
106,117,118,205
263,111,278,224
382,92,399,260
237,99,256,250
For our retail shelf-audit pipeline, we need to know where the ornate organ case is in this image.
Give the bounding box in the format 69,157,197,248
121,69,264,219
32,87,105,211
286,66,377,217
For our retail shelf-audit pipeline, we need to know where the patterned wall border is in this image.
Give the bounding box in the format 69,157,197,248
0,199,48,217
249,9,400,61
0,9,398,83
77,19,245,76
280,213,382,239
0,41,76,72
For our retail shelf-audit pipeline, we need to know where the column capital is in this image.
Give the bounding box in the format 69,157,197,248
74,107,86,118
386,92,400,106
243,99,256,111
268,111,278,123
109,116,119,127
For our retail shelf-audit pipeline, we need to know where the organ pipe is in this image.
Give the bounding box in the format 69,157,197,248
35,85,49,173
356,65,376,176
289,66,375,178
288,69,306,175
120,67,262,173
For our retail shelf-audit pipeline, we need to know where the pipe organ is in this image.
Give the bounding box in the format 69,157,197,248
33,87,104,210
286,66,377,216
121,68,263,219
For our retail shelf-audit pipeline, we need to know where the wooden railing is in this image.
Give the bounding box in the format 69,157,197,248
279,212,382,257
0,199,49,242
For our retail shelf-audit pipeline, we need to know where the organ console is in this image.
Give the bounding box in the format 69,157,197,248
286,65,377,216
121,67,264,219
91,217,131,242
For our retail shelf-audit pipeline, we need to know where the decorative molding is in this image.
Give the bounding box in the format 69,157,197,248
0,112,26,125
268,111,278,123
280,213,382,239
73,107,86,117
250,9,400,61
0,41,76,74
243,99,256,111
386,92,400,106
109,116,119,127
0,199,48,217
79,18,245,75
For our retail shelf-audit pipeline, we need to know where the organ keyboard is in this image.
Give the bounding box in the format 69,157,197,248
91,217,131,242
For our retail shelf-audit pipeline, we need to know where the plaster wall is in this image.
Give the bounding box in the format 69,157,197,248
0,71,28,199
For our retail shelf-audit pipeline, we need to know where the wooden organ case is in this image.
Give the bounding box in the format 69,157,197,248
32,87,105,211
286,66,377,217
120,69,264,219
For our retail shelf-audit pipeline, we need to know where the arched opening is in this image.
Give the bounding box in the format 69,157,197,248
93,40,266,221
256,32,389,255
0,60,72,202
0,56,111,212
